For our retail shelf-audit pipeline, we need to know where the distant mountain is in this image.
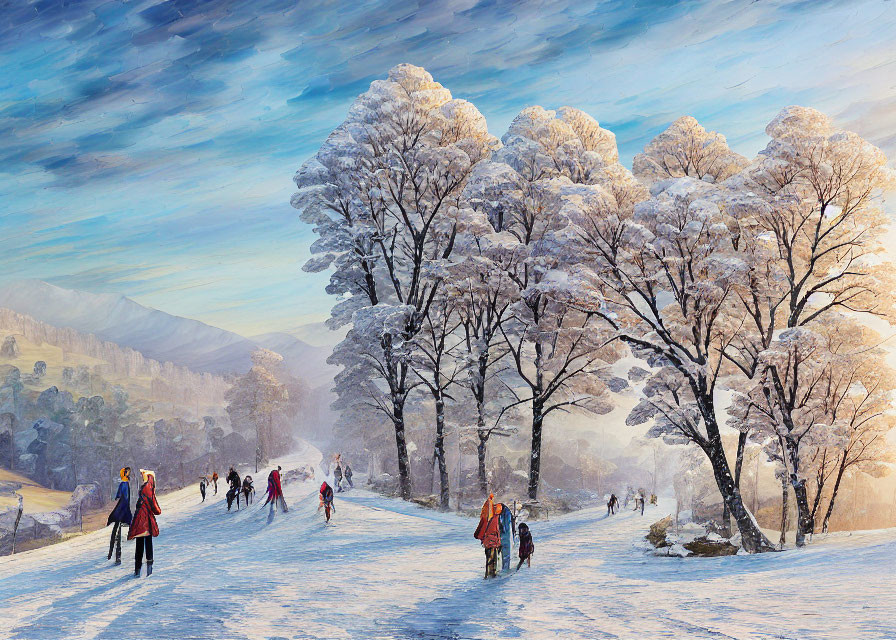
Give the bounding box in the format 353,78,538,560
0,280,335,383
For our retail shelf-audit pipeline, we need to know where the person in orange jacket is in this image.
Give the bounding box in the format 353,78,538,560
473,494,502,578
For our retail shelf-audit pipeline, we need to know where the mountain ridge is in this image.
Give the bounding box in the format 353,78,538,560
0,280,335,385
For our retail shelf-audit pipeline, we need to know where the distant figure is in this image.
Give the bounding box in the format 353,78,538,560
226,467,241,511
199,476,208,502
344,463,354,489
636,490,646,516
106,467,132,564
242,475,254,505
650,493,657,506
517,522,534,570
624,486,634,509
607,494,619,516
128,469,161,577
212,471,219,495
319,481,335,522
473,494,501,579
334,464,344,492
263,466,288,513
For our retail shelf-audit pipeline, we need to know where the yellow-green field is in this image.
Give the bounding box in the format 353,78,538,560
0,468,71,514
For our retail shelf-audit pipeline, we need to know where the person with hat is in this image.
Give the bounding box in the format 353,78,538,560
128,469,161,577
106,467,132,564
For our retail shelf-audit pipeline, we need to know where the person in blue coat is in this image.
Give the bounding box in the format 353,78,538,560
498,502,514,572
107,467,133,564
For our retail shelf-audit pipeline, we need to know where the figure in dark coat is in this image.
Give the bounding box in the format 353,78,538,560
199,477,207,502
344,463,354,489
128,469,161,577
242,475,254,505
319,481,334,522
107,467,132,564
226,467,241,511
334,464,344,492
516,522,534,570
263,466,288,513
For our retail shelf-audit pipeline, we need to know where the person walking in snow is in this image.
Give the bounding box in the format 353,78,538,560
516,522,534,570
128,469,161,577
212,471,219,495
242,475,254,505
607,493,619,515
334,463,344,493
263,466,288,513
199,476,208,502
344,462,354,489
319,481,335,522
637,490,646,515
226,467,241,511
474,494,502,578
106,467,132,564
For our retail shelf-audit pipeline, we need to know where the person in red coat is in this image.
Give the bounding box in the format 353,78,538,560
263,465,288,513
473,494,502,578
128,469,161,577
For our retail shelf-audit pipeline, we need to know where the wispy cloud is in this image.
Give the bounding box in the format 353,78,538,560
2,0,894,335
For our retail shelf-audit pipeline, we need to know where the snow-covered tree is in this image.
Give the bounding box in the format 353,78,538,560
573,173,775,552
724,106,895,545
444,207,519,495
467,106,624,500
225,349,289,472
293,64,497,499
633,116,749,184
410,294,463,509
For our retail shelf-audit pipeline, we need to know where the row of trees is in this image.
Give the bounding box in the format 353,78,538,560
0,308,229,408
225,349,306,472
295,64,894,551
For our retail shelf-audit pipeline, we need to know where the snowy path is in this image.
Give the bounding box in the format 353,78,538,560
1,446,895,640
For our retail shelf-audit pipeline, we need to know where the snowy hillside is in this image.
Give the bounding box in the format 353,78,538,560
1,445,894,640
0,280,333,379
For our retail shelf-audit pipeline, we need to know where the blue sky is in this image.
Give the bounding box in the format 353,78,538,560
2,0,895,338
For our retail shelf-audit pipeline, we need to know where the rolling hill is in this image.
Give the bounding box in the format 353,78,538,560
0,280,335,385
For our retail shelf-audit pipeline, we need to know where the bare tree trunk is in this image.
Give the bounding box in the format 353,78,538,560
433,397,449,510
477,432,488,496
724,430,748,537
779,473,789,549
786,439,814,546
528,399,544,500
822,453,848,533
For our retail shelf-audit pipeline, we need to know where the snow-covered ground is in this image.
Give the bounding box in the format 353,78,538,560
2,442,894,640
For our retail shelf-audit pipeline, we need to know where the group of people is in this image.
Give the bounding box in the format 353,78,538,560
106,466,162,577
473,494,535,578
607,488,657,516
332,454,353,493
222,468,255,511
104,462,293,578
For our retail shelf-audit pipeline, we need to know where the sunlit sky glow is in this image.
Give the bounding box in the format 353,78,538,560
2,0,895,337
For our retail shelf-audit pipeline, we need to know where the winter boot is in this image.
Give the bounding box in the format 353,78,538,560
134,564,142,578
146,561,153,577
